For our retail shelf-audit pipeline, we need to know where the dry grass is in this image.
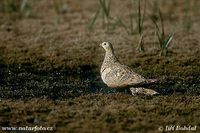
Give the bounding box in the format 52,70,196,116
0,0,199,70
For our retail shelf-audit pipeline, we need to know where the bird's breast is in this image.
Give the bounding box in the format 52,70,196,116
101,67,112,84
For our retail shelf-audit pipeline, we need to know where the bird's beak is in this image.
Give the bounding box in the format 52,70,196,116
99,43,102,47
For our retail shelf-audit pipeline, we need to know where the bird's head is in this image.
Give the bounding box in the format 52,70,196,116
99,42,114,52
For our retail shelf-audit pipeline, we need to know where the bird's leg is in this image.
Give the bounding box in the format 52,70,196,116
129,87,159,96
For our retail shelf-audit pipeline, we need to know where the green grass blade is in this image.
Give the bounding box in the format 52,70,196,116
129,0,135,34
137,34,145,52
151,17,160,33
88,7,100,31
163,33,174,49
107,0,111,17
20,0,28,11
159,9,165,38
99,0,110,17
4,0,16,13
137,0,141,34
20,0,30,17
156,31,162,48
141,0,146,32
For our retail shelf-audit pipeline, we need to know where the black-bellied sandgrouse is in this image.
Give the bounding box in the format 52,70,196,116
100,42,159,96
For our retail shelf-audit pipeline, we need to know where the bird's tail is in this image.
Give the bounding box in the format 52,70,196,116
130,87,159,96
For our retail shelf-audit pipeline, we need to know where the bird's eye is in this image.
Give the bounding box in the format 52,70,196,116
104,43,106,45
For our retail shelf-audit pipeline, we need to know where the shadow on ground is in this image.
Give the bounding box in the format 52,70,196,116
0,63,200,100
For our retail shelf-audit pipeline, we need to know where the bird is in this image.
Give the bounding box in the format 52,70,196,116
99,42,159,96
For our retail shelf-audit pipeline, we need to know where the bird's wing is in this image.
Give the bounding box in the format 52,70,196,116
102,63,146,88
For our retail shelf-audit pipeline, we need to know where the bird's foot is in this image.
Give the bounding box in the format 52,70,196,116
129,87,159,96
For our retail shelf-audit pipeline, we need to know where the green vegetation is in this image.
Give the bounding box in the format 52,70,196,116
135,0,146,36
150,0,158,21
151,10,174,56
118,0,146,52
53,0,67,15
88,0,113,31
135,0,146,52
53,0,67,24
89,0,174,55
2,0,31,19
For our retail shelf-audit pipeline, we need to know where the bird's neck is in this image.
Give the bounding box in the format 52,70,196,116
105,50,118,62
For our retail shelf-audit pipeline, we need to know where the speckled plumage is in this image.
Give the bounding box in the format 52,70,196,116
100,42,159,96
